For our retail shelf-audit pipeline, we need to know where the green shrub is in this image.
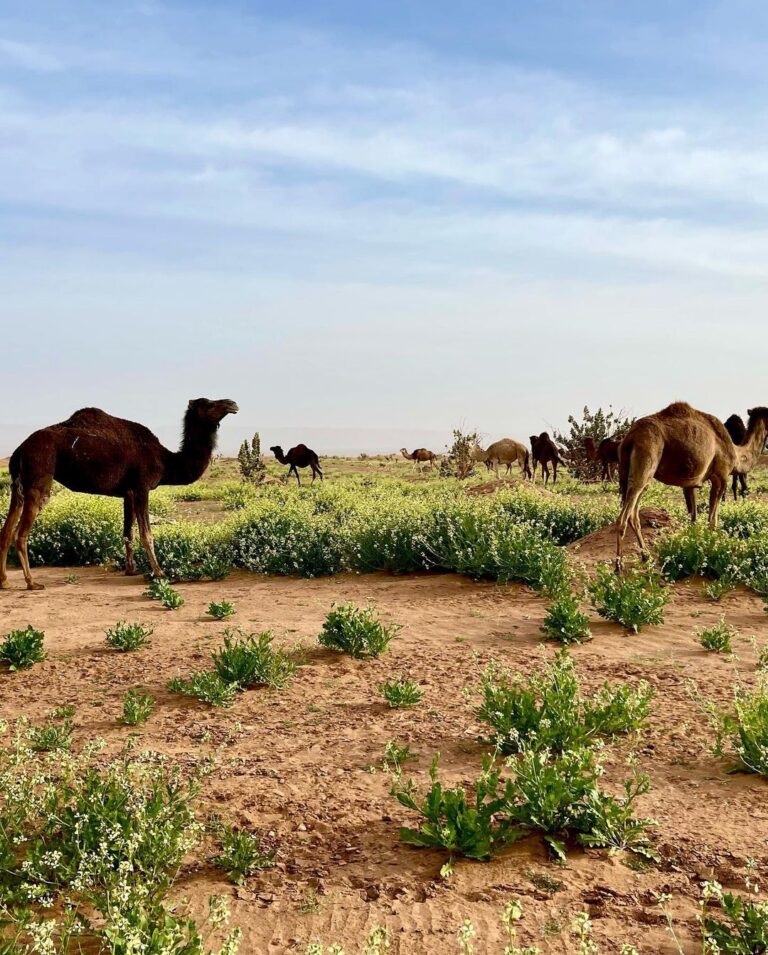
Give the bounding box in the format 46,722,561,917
382,739,418,772
539,590,592,644
211,629,295,690
0,726,241,954
476,650,652,755
701,881,768,953
167,671,237,708
697,619,736,654
28,716,73,752
393,748,656,866
208,600,236,620
588,564,668,632
135,523,231,582
392,755,519,865
704,575,737,602
121,689,155,725
0,626,46,671
319,603,399,659
105,620,154,652
379,675,423,708
711,678,768,775
145,577,185,610
212,823,275,885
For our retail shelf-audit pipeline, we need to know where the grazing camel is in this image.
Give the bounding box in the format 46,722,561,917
400,448,437,469
530,432,565,486
616,403,768,571
723,414,749,500
584,436,620,482
484,439,532,479
0,398,239,590
270,444,323,485
470,442,492,472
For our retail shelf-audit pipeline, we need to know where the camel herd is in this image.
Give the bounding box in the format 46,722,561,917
1,400,766,590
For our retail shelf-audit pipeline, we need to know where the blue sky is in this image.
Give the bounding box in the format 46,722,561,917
2,0,768,454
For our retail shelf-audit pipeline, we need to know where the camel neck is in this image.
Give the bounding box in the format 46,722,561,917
737,418,768,471
162,416,218,485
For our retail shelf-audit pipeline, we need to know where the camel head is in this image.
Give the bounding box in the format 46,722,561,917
269,446,283,456
186,398,239,427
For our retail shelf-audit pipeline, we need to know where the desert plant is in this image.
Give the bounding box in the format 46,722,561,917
379,675,423,708
121,688,155,725
211,629,296,690
212,823,275,885
28,716,73,753
382,739,418,772
318,602,399,659
392,755,520,867
539,589,592,644
208,600,236,620
476,650,652,755
146,577,185,609
0,626,46,671
238,432,266,483
697,619,736,654
700,880,768,953
105,620,154,652
554,405,634,482
588,563,668,632
704,575,737,602
167,671,238,708
710,678,768,775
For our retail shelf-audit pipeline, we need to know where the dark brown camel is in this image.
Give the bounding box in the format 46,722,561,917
584,436,620,482
400,447,437,469
723,413,749,500
270,444,323,485
0,398,239,590
530,432,565,486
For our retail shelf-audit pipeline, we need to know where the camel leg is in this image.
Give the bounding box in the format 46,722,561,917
740,473,749,497
552,461,558,485
123,493,137,576
708,478,726,529
616,479,651,572
628,498,648,558
135,495,164,579
0,483,24,590
683,487,697,523
542,462,550,487
15,482,51,591
291,465,301,487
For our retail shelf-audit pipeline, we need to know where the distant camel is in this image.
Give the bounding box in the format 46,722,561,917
723,414,749,500
400,448,437,469
584,436,620,482
530,432,565,486
0,398,239,590
616,403,768,571
484,439,531,479
270,444,323,485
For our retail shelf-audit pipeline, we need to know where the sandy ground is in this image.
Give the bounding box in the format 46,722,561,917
1,548,767,954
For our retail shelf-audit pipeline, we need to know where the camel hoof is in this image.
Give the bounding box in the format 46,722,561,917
125,567,138,577
26,582,45,591
0,580,10,591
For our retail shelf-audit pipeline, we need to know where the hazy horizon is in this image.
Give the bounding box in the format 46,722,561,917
3,1,768,445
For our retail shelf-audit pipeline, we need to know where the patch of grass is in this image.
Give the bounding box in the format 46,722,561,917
145,577,185,610
539,589,592,644
121,689,155,725
379,675,423,708
318,602,400,659
208,600,236,620
588,564,668,633
710,677,768,775
212,823,275,885
697,619,736,654
704,576,737,602
211,628,296,690
168,671,238,708
476,649,653,755
0,625,46,671
701,881,768,954
105,620,154,652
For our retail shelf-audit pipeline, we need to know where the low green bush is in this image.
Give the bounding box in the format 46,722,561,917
0,626,46,671
211,629,296,690
539,589,592,644
711,678,768,775
105,620,153,652
208,600,236,620
475,650,652,755
211,823,275,885
589,564,668,632
318,603,399,659
28,716,73,753
697,619,736,654
145,577,184,610
167,671,238,708
121,689,155,725
379,675,423,708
